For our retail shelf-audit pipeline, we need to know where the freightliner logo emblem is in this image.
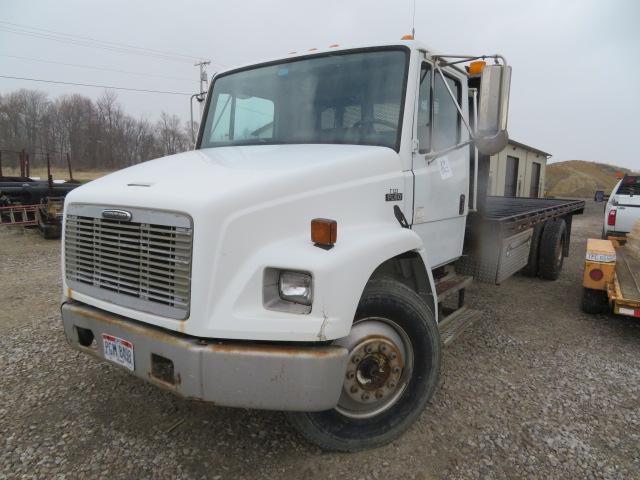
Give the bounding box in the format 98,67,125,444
102,209,132,221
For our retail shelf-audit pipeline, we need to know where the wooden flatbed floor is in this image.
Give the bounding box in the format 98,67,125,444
616,246,640,303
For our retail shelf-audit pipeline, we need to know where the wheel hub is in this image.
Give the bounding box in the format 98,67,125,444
334,318,413,418
344,338,403,405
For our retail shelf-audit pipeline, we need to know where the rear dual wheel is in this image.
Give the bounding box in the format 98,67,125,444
287,278,441,452
538,219,567,280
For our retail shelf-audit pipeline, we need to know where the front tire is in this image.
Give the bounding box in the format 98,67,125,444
286,278,441,452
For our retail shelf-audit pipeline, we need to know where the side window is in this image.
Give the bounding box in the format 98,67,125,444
417,63,431,152
234,96,274,140
433,74,461,151
209,94,232,142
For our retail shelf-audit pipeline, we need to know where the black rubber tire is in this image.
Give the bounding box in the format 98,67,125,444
521,223,544,277
41,223,61,240
581,288,609,314
538,219,567,280
286,278,441,452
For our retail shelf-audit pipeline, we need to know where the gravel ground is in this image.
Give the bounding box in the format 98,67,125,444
1,201,639,479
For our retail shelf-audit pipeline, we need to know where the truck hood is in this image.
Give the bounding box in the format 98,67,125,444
66,144,400,207
64,144,408,340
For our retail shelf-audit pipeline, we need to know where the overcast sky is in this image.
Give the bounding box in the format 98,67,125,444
1,0,638,169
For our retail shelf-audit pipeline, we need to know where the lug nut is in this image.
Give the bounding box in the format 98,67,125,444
346,371,355,380
350,385,359,394
375,390,384,399
388,381,396,389
352,356,361,364
380,344,387,353
364,345,373,354
361,393,370,401
389,352,397,360
392,366,401,375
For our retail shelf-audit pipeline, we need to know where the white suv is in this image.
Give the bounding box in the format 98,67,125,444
603,174,640,238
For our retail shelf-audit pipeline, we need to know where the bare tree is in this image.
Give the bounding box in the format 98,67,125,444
156,111,189,156
0,88,193,172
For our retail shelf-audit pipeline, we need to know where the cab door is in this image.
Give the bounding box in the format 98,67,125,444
411,60,470,267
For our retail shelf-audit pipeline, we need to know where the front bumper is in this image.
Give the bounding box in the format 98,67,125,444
61,302,348,411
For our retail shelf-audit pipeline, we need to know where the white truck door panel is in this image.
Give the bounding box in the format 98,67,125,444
411,61,470,267
412,150,469,267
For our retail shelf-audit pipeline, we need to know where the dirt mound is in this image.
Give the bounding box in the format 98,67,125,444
546,160,630,198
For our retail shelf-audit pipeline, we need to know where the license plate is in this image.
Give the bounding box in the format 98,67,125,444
102,334,135,371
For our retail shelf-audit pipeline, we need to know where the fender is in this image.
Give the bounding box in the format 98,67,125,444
216,223,437,342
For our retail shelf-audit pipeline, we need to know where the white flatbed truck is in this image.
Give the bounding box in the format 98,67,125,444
60,39,584,451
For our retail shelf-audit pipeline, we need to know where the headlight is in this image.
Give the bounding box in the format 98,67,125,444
279,271,312,305
263,268,313,314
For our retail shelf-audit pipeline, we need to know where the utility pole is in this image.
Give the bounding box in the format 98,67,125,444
194,60,211,119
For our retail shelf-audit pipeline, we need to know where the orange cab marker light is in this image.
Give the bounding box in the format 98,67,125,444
468,61,486,75
401,34,414,40
311,218,337,250
329,44,340,48
308,47,318,51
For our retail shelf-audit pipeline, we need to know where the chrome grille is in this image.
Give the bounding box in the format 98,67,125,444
64,205,192,319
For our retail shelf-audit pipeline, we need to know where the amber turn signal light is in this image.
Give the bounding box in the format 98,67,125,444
468,61,486,75
311,218,337,248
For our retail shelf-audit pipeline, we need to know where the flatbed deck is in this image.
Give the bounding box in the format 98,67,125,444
479,196,585,234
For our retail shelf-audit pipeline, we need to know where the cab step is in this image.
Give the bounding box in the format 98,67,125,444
438,307,482,347
436,274,473,303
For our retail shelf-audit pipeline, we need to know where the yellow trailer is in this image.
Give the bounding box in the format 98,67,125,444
582,237,640,317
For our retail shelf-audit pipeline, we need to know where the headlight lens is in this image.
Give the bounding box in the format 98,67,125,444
279,271,312,305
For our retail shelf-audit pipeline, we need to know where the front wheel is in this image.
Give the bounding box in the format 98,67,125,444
286,278,441,452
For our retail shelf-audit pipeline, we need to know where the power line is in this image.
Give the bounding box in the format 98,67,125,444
0,20,205,63
0,75,193,95
0,26,198,64
0,53,194,82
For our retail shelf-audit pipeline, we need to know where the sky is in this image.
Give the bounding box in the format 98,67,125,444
1,0,639,169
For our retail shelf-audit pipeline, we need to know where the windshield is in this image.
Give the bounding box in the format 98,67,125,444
199,48,408,151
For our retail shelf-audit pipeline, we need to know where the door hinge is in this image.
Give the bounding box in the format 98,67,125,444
411,139,419,153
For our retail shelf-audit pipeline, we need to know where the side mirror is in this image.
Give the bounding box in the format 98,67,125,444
475,64,512,156
594,190,605,202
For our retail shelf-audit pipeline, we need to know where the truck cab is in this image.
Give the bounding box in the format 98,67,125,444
61,39,527,451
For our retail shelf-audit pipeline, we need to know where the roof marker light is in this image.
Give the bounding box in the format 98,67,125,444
401,34,414,40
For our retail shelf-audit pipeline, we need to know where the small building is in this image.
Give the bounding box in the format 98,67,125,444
487,140,550,198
